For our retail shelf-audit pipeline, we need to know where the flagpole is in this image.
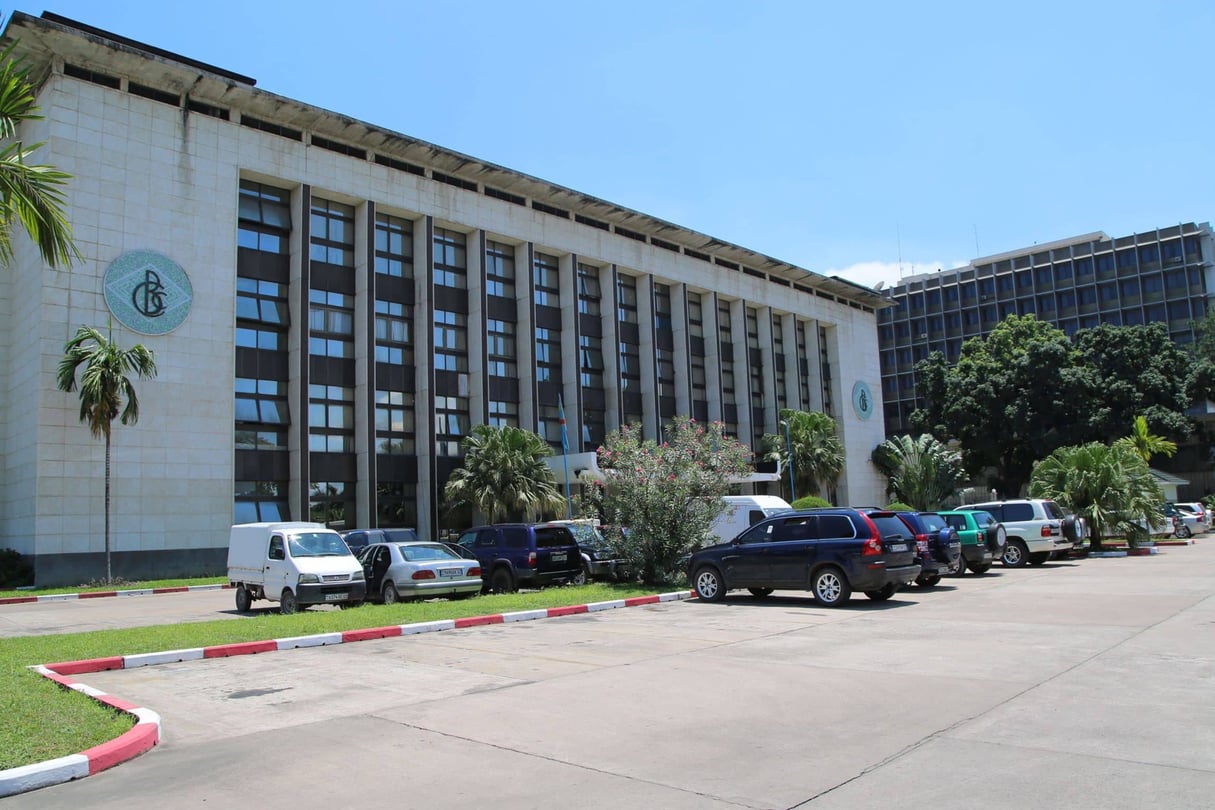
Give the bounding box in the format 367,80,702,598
559,394,572,518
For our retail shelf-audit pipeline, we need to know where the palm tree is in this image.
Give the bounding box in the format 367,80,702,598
444,424,567,523
871,433,964,510
56,325,157,582
0,44,80,268
764,409,844,501
1029,442,1164,551
1116,415,1177,464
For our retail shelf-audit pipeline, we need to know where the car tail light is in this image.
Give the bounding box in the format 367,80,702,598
411,570,436,580
914,532,929,554
862,536,882,556
469,566,481,577
528,551,537,567
1041,525,1053,537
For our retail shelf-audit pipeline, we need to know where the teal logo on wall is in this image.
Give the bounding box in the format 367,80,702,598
851,380,874,420
103,250,193,335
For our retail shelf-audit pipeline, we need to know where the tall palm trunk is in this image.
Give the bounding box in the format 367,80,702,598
104,429,112,583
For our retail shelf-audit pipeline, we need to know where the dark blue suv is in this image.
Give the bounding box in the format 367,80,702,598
456,523,584,593
887,511,962,588
686,508,922,607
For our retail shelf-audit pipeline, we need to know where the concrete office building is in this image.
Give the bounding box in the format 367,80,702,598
878,222,1215,494
0,12,887,585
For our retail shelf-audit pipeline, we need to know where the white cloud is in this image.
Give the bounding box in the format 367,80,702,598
823,259,966,290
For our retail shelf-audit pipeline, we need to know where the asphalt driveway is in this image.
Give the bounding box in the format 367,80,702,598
7,544,1215,809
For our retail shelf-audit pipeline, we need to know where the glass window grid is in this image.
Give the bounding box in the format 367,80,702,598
237,327,283,351
434,309,468,371
486,241,516,298
375,389,415,454
374,213,414,278
688,293,703,338
433,228,468,289
488,400,519,428
578,264,601,316
236,278,289,326
655,284,673,333
308,384,354,452
619,341,641,390
374,299,413,365
487,318,517,378
534,252,560,307
238,181,291,254
537,404,564,447
235,377,289,425
435,395,469,456
309,197,355,266
580,334,604,388
536,327,562,383
309,480,353,526
235,428,287,450
746,308,760,349
376,482,417,529
617,275,638,324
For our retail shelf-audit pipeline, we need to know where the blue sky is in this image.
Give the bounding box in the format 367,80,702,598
20,1,1215,288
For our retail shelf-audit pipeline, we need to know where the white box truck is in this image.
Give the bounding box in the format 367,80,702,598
227,522,366,614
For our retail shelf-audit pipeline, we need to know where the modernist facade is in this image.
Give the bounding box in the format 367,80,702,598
879,223,1215,492
0,13,887,585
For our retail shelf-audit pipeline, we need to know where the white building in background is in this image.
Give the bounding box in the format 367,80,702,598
0,11,887,586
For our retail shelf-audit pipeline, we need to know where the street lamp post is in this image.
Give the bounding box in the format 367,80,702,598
781,419,796,503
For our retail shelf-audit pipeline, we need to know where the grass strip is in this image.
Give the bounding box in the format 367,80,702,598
0,576,229,600
0,582,666,771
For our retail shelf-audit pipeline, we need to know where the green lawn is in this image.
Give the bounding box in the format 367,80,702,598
0,576,229,600
0,583,670,771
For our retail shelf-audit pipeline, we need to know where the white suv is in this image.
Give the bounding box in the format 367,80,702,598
961,500,1082,567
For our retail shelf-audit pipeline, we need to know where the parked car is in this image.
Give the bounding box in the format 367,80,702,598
938,509,1006,574
549,519,625,581
228,522,366,613
357,542,482,604
340,528,420,555
876,510,961,588
1172,503,1209,537
686,508,921,607
960,499,1081,567
705,495,794,546
455,523,585,593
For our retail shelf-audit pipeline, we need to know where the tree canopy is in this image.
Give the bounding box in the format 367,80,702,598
443,424,566,523
871,433,964,510
761,409,844,501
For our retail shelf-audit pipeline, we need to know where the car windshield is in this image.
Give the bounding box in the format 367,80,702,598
288,532,351,557
398,543,460,562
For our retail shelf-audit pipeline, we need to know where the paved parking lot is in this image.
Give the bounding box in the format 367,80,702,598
7,544,1215,809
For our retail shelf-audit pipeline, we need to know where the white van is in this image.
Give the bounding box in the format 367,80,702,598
227,522,367,614
705,495,794,546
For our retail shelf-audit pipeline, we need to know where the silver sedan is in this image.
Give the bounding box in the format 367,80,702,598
357,542,483,604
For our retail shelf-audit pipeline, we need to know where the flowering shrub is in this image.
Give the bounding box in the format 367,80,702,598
597,417,752,584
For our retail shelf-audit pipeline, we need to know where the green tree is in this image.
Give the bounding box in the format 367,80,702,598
1116,415,1177,464
1074,323,1192,443
911,315,1086,494
1029,442,1164,551
0,45,80,268
55,325,157,583
598,417,751,584
443,424,566,523
871,433,964,510
761,409,845,501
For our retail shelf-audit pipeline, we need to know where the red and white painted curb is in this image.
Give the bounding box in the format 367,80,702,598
0,583,232,606
0,589,692,798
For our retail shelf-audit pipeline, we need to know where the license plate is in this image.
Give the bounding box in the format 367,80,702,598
551,552,566,562
324,592,347,601
889,543,907,553
439,568,462,578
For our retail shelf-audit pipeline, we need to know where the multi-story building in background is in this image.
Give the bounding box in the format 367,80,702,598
878,222,1215,494
0,12,887,585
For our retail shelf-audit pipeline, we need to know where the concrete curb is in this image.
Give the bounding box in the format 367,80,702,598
0,583,232,606
0,589,693,798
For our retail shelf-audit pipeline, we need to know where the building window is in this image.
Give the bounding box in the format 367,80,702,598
309,481,353,528
234,480,288,524
435,395,469,456
375,390,415,454
578,264,601,316
488,400,518,428
433,227,467,289
486,240,516,298
376,482,417,529
582,408,605,451
235,378,289,425
237,278,288,327
309,290,354,358
308,384,354,452
374,299,413,365
375,213,413,278
238,181,291,254
773,317,787,410
536,327,562,383
655,283,673,332
688,292,703,337
619,340,641,392
534,252,560,307
309,197,354,266
719,301,734,397
487,318,517,378
235,428,286,451
236,326,283,351
657,347,676,400
434,309,468,372
617,274,638,324
580,334,604,389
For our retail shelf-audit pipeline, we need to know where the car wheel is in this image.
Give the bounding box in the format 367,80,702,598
948,555,966,577
914,574,941,588
235,584,252,612
572,564,589,586
490,567,516,594
280,588,297,615
986,525,1007,552
1176,524,1192,539
1028,552,1050,566
811,567,851,607
1002,539,1029,568
748,587,774,598
694,567,726,602
864,582,898,601
967,561,993,575
383,582,399,605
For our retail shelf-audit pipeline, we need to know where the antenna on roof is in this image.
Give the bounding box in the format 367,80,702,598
897,221,904,278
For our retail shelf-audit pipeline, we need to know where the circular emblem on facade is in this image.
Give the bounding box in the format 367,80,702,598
103,250,193,335
851,380,874,420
